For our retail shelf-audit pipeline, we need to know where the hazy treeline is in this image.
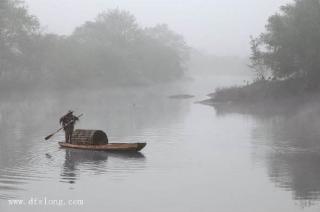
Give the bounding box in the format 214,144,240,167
0,0,189,90
188,50,252,77
250,0,320,90
210,0,320,104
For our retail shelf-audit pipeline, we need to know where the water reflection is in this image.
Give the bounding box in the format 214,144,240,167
0,84,186,200
60,149,146,184
215,100,320,205
253,111,320,204
267,152,320,201
60,149,104,184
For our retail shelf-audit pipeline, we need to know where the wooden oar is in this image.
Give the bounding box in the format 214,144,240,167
45,114,83,140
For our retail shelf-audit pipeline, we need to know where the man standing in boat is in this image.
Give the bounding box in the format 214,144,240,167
59,111,79,144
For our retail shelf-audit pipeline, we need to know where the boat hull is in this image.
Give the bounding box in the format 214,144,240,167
59,142,146,152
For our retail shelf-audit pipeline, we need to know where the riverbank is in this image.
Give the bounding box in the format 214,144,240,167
202,78,320,115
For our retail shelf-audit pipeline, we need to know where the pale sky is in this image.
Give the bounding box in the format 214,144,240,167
25,0,292,56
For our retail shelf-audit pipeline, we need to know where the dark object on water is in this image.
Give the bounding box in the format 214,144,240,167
45,153,52,159
71,129,108,145
169,94,194,99
59,142,146,152
60,129,146,152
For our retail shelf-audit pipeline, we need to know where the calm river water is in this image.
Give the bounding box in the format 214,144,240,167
1,77,320,212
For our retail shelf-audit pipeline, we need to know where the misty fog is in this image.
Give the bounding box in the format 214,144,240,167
25,0,290,56
2,0,320,212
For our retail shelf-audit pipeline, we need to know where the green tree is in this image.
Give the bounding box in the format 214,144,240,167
0,0,39,76
250,0,320,89
64,9,189,85
0,5,189,89
143,24,189,81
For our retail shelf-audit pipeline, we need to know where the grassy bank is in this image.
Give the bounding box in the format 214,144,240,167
201,78,320,116
205,78,317,104
200,78,320,115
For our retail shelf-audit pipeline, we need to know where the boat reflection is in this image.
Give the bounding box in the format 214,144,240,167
60,149,146,184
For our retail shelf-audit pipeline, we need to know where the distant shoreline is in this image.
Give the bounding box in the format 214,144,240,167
201,78,320,115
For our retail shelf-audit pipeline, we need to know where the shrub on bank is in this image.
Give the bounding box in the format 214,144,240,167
211,78,307,104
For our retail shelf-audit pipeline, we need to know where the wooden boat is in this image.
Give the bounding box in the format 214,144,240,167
59,142,146,152
58,129,146,152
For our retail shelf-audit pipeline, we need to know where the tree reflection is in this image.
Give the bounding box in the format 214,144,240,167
250,103,320,205
214,100,320,205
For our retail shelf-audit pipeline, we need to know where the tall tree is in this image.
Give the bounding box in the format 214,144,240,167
0,0,39,77
250,0,320,89
65,9,189,84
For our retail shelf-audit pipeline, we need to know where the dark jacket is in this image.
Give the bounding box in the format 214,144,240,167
59,113,79,130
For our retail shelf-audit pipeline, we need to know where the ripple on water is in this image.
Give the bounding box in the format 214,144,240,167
0,144,55,200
